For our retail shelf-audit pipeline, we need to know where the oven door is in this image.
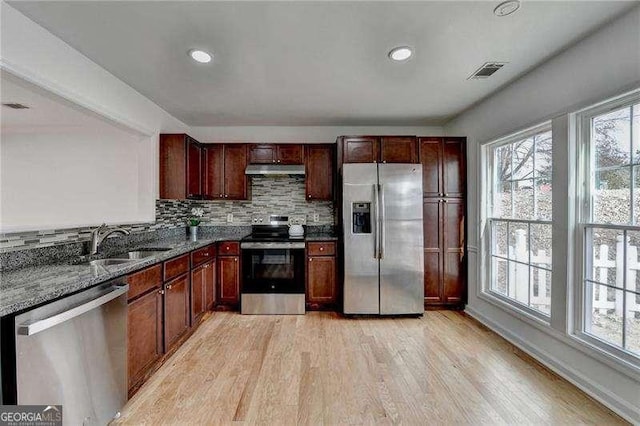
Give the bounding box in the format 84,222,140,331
242,248,305,294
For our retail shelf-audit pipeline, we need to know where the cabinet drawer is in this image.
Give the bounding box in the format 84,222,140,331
163,254,189,281
127,264,162,301
307,242,336,256
191,244,216,266
218,241,240,256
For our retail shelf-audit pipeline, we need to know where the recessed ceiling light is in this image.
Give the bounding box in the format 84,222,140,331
388,46,413,62
494,0,521,17
189,49,212,64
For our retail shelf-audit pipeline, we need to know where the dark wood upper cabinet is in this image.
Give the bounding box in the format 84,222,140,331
277,145,304,164
202,145,224,200
160,134,204,199
420,137,444,197
380,137,418,163
443,138,466,198
248,144,304,165
248,144,276,164
163,274,190,352
419,137,466,198
341,137,379,163
223,144,248,200
305,144,334,201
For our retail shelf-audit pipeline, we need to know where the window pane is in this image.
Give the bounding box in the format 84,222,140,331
531,224,552,268
492,221,508,258
633,104,640,163
627,230,640,292
530,266,551,314
493,181,512,218
586,281,623,347
590,228,623,288
491,256,508,296
535,178,552,220
508,222,528,262
534,131,553,178
494,144,512,182
594,167,630,224
508,260,529,304
626,291,640,355
512,180,534,220
633,167,640,225
593,107,631,169
512,137,534,180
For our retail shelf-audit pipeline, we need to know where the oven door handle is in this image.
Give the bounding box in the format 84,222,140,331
240,242,306,249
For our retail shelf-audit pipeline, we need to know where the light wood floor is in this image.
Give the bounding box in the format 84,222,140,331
115,311,627,425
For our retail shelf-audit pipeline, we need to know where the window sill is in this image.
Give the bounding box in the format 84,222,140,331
477,290,640,382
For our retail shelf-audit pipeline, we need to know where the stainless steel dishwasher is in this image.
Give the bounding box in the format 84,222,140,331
13,279,128,425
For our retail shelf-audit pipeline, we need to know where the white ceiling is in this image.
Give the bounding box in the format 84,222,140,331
7,1,637,126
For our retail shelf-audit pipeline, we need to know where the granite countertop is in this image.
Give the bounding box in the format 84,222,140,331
305,233,339,241
0,231,248,317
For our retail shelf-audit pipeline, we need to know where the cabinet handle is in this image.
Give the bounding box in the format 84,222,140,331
443,200,448,203
440,193,444,197
277,160,281,163
219,194,223,198
308,194,312,199
224,194,228,198
272,160,276,163
309,258,312,262
444,193,449,197
319,247,324,251
203,252,209,257
234,258,238,262
158,289,165,295
166,284,172,290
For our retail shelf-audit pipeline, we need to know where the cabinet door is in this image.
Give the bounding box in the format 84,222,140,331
277,144,304,164
128,288,163,390
159,134,187,199
419,137,443,197
442,199,465,304
443,138,465,198
423,198,443,304
164,274,190,351
218,256,239,304
305,144,333,201
202,145,224,200
191,264,206,324
380,137,418,163
204,260,216,310
342,137,379,163
224,144,248,200
187,138,202,199
249,144,276,164
307,256,336,304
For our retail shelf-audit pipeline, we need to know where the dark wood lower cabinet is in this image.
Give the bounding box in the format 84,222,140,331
306,242,337,310
191,264,206,325
127,288,163,391
204,260,216,310
217,256,239,305
163,274,190,352
423,197,465,308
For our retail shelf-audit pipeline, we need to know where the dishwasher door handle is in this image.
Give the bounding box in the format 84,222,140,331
17,284,128,336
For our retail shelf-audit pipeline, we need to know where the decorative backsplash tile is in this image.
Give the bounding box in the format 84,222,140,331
158,175,335,226
0,175,335,253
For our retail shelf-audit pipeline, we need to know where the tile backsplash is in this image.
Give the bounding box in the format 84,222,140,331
160,175,335,225
0,175,335,252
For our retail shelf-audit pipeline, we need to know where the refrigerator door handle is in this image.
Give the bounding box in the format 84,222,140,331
373,184,379,259
379,184,385,259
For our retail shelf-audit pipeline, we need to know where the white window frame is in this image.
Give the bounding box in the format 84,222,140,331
574,90,640,366
480,121,553,322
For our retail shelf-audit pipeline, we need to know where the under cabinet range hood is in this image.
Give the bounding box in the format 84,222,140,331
245,164,305,176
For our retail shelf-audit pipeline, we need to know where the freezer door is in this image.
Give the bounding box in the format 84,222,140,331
343,163,380,314
378,164,424,314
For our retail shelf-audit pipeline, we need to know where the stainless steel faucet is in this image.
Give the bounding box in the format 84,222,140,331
89,223,130,255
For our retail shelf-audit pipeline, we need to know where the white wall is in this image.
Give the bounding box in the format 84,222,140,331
445,6,640,423
190,125,443,143
0,1,188,230
1,128,149,231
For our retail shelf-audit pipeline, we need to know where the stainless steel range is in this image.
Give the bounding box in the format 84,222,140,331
240,215,306,315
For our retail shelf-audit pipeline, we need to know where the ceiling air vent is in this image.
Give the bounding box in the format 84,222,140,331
2,103,30,109
468,62,507,80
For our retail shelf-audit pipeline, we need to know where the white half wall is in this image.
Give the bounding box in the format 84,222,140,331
445,6,640,423
190,126,444,143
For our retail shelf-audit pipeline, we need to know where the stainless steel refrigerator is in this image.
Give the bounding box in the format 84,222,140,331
342,163,424,315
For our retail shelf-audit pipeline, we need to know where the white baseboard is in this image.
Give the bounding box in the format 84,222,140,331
465,306,640,424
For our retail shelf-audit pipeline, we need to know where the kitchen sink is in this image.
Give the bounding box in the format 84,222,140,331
123,249,171,259
88,258,136,267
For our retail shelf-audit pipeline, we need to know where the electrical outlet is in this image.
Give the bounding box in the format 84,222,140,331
226,213,233,223
313,213,320,222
